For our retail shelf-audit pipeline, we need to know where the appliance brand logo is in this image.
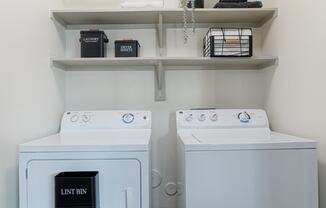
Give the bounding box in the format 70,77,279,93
60,188,87,195
120,45,133,52
83,37,99,43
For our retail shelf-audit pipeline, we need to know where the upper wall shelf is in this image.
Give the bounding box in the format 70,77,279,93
50,8,278,28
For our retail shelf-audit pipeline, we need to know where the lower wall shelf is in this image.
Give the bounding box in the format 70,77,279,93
51,57,278,71
51,56,278,101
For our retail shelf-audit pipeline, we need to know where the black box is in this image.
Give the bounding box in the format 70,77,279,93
219,0,247,2
203,28,253,57
214,1,263,8
187,0,204,8
55,172,99,208
80,30,108,58
115,40,140,57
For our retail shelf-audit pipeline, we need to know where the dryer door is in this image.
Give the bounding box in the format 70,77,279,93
27,159,141,208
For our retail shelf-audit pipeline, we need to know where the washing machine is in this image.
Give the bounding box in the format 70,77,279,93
176,109,318,208
19,111,151,208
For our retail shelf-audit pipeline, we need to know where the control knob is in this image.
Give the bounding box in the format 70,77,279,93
238,112,251,123
82,114,91,122
122,113,135,124
185,114,193,122
198,113,206,122
210,113,218,122
70,114,79,122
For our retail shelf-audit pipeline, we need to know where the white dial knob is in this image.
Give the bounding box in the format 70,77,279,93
238,112,251,123
210,113,218,122
70,114,79,122
82,114,91,122
198,113,206,122
122,113,135,124
185,114,193,122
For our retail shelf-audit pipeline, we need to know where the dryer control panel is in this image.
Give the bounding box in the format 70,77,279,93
177,109,269,129
60,111,151,132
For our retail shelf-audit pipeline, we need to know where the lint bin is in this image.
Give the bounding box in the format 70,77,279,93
80,30,108,58
115,40,140,57
55,171,99,208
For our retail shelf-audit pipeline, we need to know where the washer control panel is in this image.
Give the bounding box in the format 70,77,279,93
61,111,151,132
177,109,268,129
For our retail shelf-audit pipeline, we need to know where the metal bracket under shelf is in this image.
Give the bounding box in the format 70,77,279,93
49,11,67,29
154,12,166,101
257,8,278,28
156,12,166,57
157,13,163,49
49,58,67,71
154,61,166,101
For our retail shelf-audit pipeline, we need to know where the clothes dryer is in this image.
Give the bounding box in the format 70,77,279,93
20,111,152,208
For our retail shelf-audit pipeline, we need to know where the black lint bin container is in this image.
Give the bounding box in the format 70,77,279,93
115,40,140,57
55,171,99,208
80,30,108,58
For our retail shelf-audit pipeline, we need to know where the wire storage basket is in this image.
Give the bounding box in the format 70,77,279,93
203,28,253,57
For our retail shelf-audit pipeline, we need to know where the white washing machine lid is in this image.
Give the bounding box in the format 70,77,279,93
178,130,317,151
20,130,151,153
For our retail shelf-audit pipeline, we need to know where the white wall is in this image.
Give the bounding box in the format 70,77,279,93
262,0,326,207
0,0,65,207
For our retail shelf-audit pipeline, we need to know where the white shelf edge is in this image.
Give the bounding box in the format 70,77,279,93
51,56,278,70
50,8,278,13
49,8,278,28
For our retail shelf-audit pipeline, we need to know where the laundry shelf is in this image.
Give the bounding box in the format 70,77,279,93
51,57,278,71
50,8,278,102
51,56,278,101
50,8,278,28
162,57,278,70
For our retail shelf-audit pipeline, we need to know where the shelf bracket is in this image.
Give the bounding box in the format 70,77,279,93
49,11,67,29
257,8,278,28
257,57,279,69
154,61,166,101
49,58,66,71
157,12,165,56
